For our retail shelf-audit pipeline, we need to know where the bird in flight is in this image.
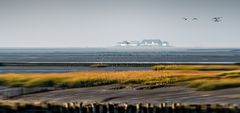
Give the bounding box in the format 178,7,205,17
212,17,223,22
183,17,198,21
183,17,188,21
192,18,198,21
182,17,223,22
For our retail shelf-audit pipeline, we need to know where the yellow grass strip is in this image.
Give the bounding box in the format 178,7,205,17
152,65,240,71
0,70,220,88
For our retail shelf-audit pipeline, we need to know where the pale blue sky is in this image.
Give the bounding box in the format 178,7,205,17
0,0,240,48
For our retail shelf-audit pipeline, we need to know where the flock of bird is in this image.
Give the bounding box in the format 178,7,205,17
183,17,223,22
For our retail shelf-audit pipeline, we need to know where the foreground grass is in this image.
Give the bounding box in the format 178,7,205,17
0,65,240,91
150,65,240,91
0,70,217,88
152,64,240,71
186,70,240,91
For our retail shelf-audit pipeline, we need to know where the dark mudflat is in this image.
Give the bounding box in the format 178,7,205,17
10,85,240,104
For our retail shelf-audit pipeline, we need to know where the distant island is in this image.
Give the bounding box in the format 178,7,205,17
117,39,170,47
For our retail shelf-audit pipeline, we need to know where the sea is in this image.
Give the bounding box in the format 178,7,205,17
0,47,240,73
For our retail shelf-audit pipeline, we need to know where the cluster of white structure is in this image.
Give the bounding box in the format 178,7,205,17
117,39,170,47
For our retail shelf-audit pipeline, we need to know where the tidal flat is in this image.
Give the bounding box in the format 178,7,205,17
1,65,240,112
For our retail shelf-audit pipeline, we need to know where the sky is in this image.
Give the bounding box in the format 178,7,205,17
0,0,240,48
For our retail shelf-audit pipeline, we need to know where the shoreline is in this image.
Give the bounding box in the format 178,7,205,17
1,62,239,67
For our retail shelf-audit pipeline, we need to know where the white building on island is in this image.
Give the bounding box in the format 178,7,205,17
117,41,130,47
140,39,162,46
117,41,140,47
117,39,170,47
162,41,169,47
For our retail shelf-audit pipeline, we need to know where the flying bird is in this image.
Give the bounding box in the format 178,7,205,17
183,17,188,21
212,17,223,22
192,18,198,21
183,17,198,21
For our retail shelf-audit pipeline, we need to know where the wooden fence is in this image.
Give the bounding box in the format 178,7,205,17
0,102,239,113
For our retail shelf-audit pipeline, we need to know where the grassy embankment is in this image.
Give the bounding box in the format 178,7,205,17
153,65,240,90
0,65,240,91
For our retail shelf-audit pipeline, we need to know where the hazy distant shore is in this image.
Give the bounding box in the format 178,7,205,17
1,62,240,73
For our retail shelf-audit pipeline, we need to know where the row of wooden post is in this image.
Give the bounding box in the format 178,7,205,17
0,102,239,113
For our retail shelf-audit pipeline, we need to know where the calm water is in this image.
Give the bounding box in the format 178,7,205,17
0,47,240,73
0,66,151,73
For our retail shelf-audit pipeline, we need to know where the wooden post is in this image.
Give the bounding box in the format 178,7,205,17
145,103,151,113
99,104,106,113
136,103,142,113
123,103,128,113
113,104,119,113
162,103,168,113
